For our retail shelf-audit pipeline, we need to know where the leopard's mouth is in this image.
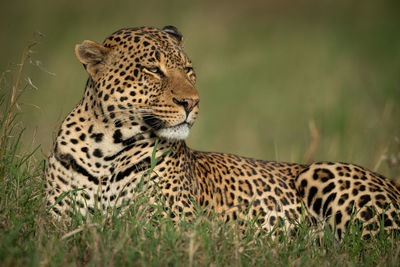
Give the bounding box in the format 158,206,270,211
143,115,164,131
143,115,190,140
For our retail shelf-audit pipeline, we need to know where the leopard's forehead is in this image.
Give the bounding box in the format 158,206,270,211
104,27,168,45
102,26,187,65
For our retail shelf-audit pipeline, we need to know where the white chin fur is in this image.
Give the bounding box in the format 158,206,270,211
156,123,190,140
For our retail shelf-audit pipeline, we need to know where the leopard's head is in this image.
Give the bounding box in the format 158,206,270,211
75,26,199,140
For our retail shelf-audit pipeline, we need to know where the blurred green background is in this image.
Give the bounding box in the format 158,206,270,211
1,0,399,178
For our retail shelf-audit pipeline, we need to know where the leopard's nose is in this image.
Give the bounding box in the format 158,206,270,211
173,97,200,114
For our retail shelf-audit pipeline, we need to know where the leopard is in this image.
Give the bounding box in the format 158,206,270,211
44,25,400,240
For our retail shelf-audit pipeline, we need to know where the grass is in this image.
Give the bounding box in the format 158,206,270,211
1,2,400,265
1,44,400,267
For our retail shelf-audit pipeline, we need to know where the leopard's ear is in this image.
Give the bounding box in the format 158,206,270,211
75,40,110,78
162,26,184,47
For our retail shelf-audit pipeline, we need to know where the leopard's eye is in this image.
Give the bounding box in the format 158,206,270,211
184,66,196,83
184,66,193,73
143,66,165,77
148,67,160,73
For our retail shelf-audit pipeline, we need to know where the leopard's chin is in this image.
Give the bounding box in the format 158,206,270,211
155,123,190,140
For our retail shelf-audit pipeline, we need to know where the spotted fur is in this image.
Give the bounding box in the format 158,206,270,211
45,26,400,239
